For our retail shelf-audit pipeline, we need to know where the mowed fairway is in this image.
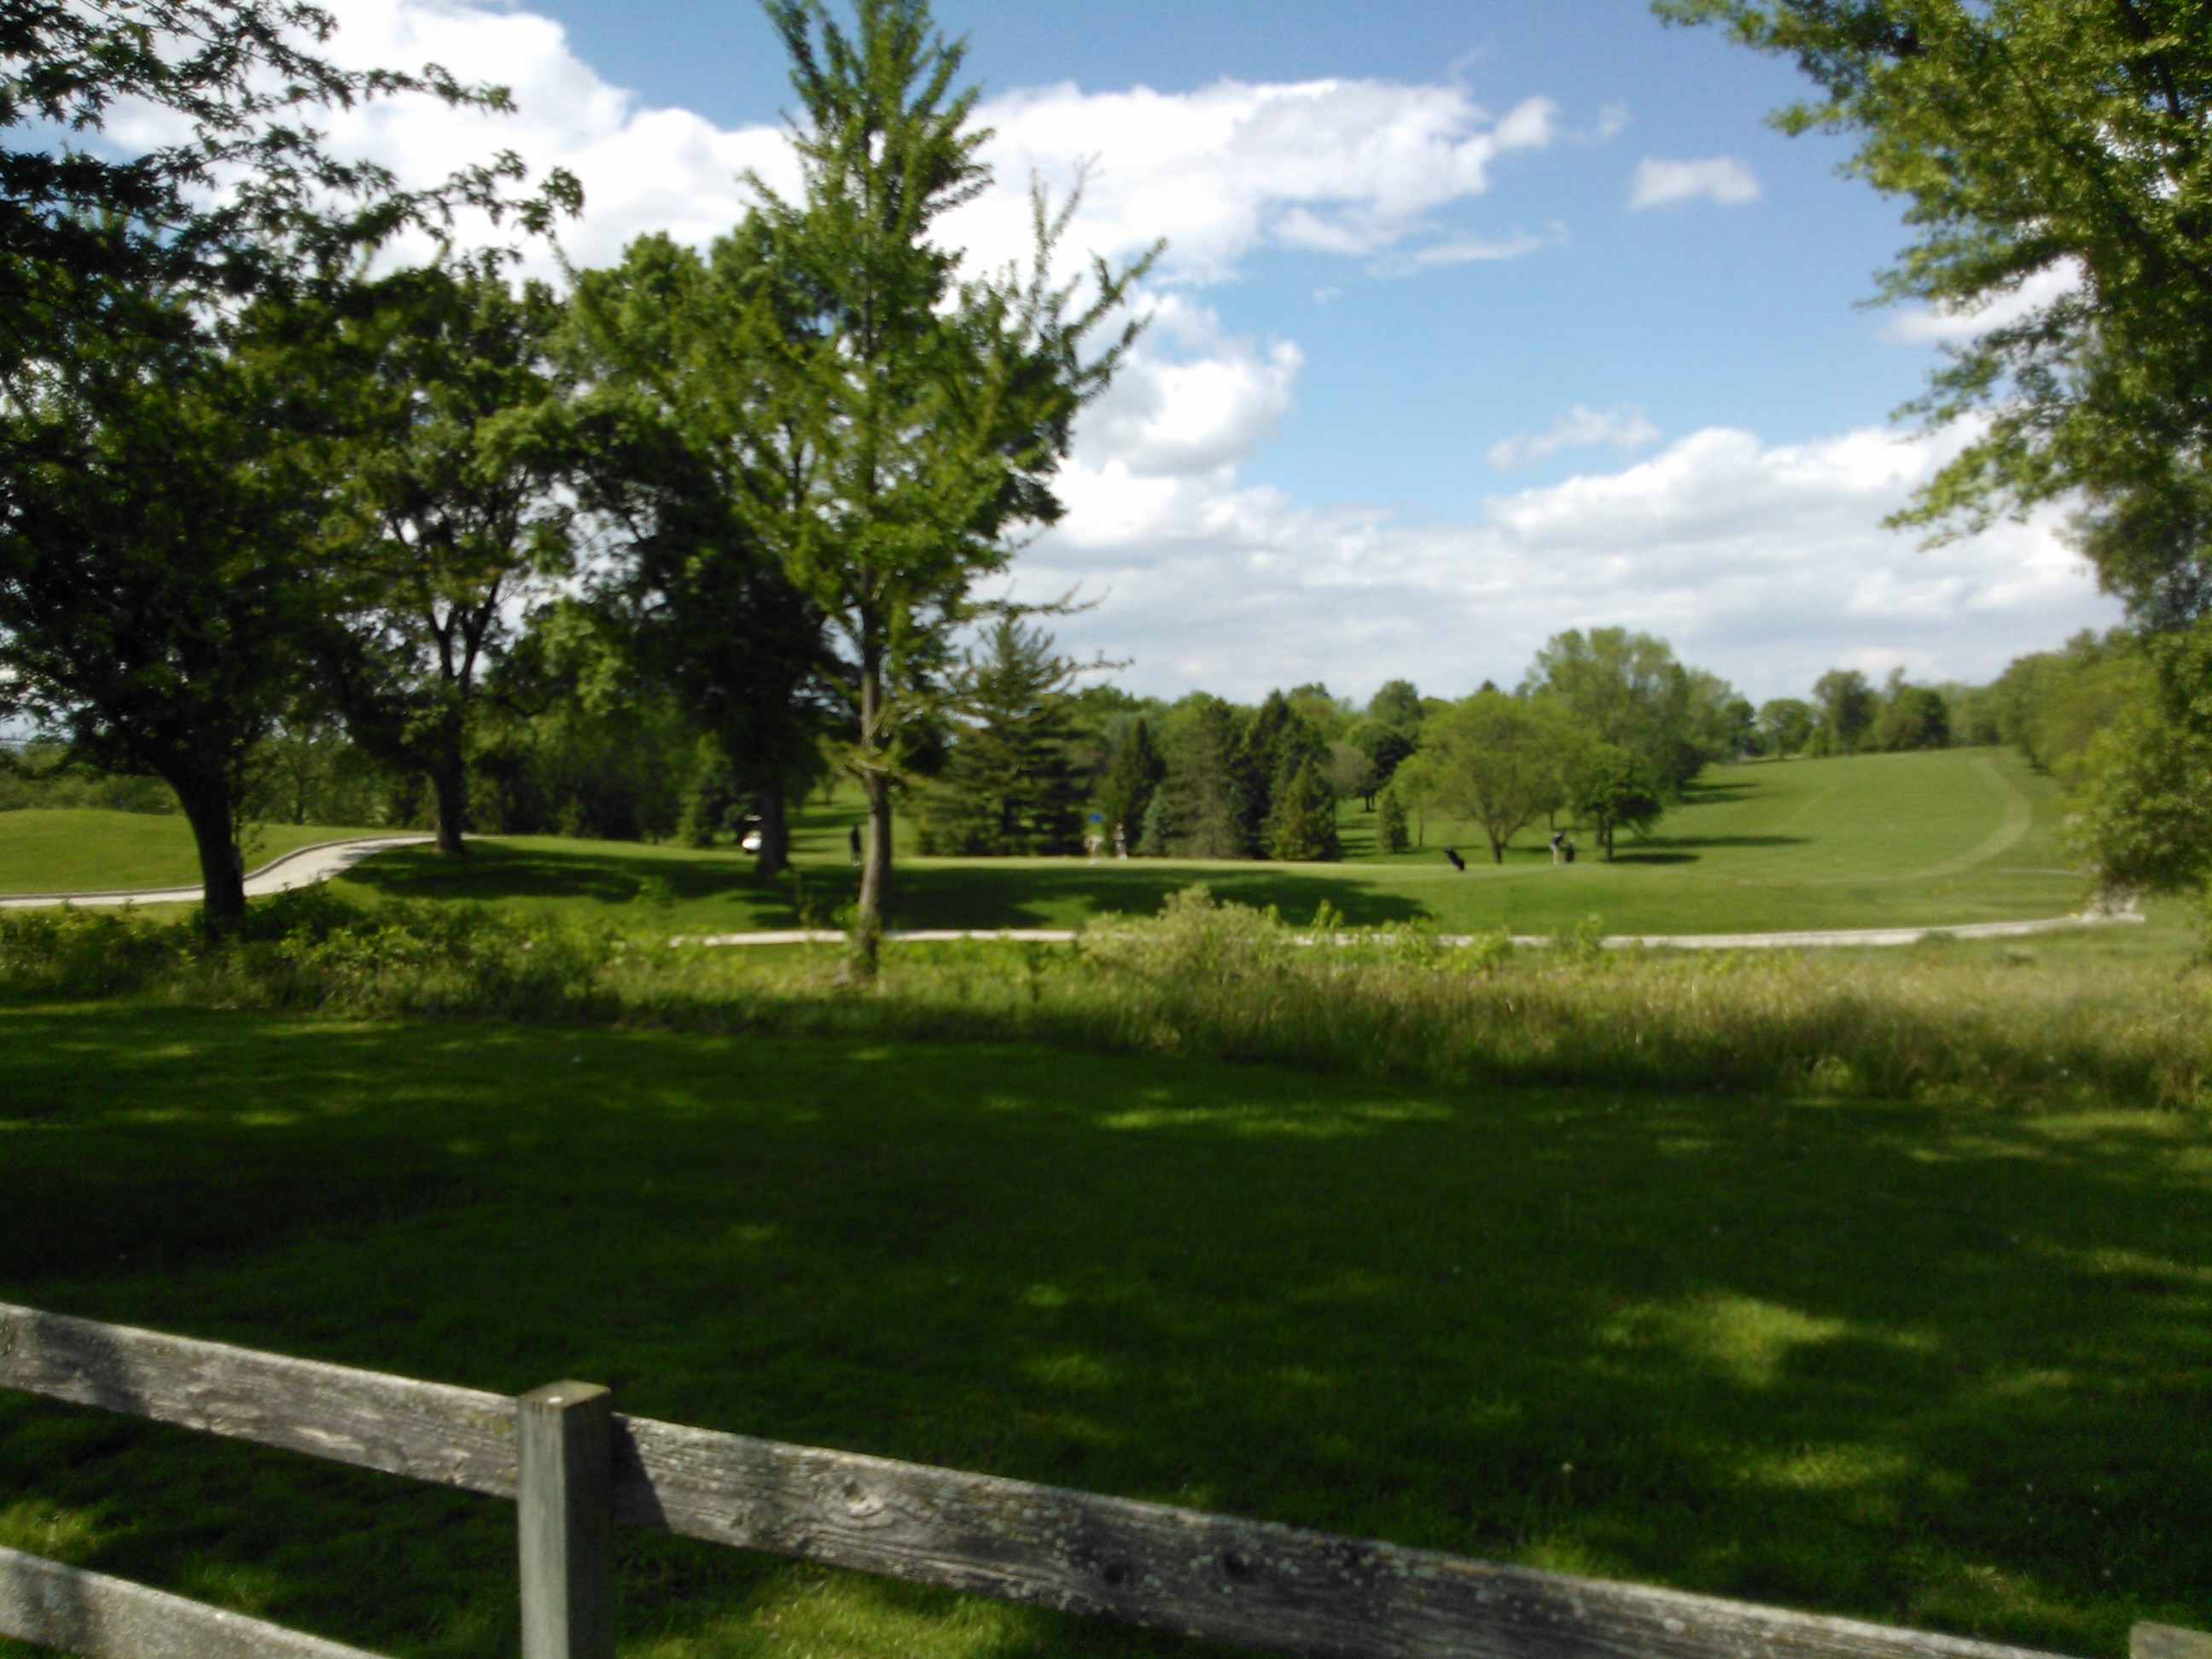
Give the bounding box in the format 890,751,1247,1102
1,1004,2207,1657
315,747,2093,938
0,810,380,895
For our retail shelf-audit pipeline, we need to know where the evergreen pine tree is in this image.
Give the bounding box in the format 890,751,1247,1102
1377,783,1411,853
917,618,1084,854
1154,699,1248,858
1238,690,1327,854
1135,786,1172,857
1265,759,1342,862
1094,717,1164,848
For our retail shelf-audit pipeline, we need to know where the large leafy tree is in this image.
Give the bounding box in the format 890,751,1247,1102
1402,691,1563,864
748,0,1152,962
566,232,832,877
0,288,345,923
327,259,573,855
1812,667,1879,754
0,2,573,926
1522,627,1707,791
1568,742,1666,860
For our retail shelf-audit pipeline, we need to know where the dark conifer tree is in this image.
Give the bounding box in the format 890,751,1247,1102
1265,759,1342,863
917,617,1084,855
1093,718,1163,849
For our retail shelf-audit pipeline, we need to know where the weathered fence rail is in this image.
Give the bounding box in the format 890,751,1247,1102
0,1301,2192,1659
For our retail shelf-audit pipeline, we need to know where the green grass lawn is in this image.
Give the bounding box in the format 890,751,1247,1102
0,810,382,895
2,1004,2205,1657
319,748,2098,939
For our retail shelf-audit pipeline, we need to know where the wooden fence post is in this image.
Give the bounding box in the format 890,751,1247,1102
518,1381,614,1659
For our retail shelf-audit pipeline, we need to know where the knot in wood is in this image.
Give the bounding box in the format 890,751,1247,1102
840,1481,885,1521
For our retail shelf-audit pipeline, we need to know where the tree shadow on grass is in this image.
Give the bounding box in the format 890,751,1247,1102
344,843,768,908
4,1006,2205,1656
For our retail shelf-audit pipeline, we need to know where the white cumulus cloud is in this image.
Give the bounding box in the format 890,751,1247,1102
1016,423,2116,702
1627,156,1760,210
1879,260,2083,344
289,0,1570,287
1487,405,1662,471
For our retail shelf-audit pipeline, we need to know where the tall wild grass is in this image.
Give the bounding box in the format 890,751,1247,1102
3,885,2205,1109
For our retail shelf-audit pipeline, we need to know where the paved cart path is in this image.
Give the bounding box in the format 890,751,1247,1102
685,907,2141,952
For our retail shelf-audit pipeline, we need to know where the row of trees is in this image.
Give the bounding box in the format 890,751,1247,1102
0,0,1149,967
902,625,1744,864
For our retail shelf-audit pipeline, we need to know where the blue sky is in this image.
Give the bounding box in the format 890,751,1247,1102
533,0,1926,507
306,0,2116,702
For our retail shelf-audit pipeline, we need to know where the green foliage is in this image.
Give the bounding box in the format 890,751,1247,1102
0,284,357,926
743,0,1154,942
0,746,177,816
1813,668,1878,754
1092,717,1164,848
1523,627,1726,792
1238,689,1329,849
1346,719,1416,796
564,229,830,874
2073,621,2212,898
916,617,1086,855
1376,782,1412,853
1757,697,1816,757
327,259,574,853
1262,759,1342,862
1145,696,1249,858
1986,631,2148,780
1400,690,1563,863
1365,678,1425,731
0,2,573,927
1875,675,1952,752
1568,742,1666,859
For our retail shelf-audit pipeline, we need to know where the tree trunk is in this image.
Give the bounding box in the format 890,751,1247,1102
174,775,246,936
429,748,469,856
1487,830,1505,864
754,781,789,878
853,771,893,969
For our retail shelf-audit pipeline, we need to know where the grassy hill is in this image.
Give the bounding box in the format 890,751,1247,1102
322,747,2096,938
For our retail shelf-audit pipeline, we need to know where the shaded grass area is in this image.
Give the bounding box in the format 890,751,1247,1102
2,1004,2208,1658
0,810,379,895
329,749,2095,940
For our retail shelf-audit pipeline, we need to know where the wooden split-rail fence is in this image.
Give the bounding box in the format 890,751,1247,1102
1,1301,2204,1659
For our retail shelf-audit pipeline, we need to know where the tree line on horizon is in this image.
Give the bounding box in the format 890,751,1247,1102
3,611,2093,871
